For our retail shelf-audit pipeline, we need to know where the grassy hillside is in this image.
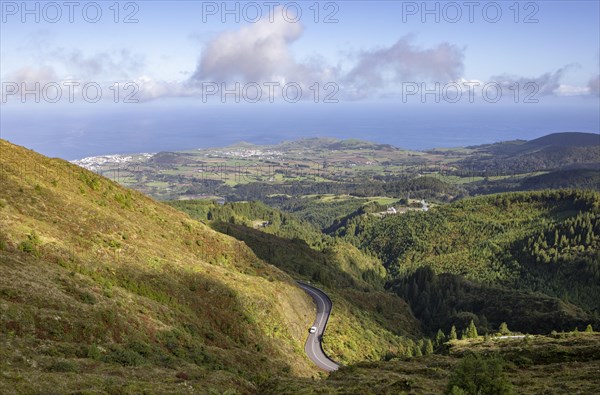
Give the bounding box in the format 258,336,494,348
213,224,421,363
3,138,599,393
167,199,424,364
213,223,423,363
0,140,320,393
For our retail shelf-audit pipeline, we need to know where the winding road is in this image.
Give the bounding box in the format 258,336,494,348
297,281,340,372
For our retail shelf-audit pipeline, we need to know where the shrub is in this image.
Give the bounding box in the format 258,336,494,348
446,355,513,395
79,172,101,190
176,371,190,380
102,346,144,366
46,359,78,372
114,192,133,209
18,231,41,256
127,340,153,358
87,344,102,360
585,324,593,333
79,290,97,305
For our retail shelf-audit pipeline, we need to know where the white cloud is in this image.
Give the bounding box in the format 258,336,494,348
190,21,465,101
6,66,59,85
489,66,573,96
54,48,144,80
5,14,593,103
342,36,465,99
11,30,144,81
133,76,197,102
190,8,326,86
555,84,590,96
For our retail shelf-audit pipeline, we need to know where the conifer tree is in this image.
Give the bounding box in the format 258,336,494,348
467,320,478,338
406,339,415,357
436,329,446,345
414,343,423,357
425,339,434,355
449,325,457,340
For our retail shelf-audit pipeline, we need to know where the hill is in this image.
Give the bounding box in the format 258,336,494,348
524,132,600,149
468,169,600,195
0,139,321,393
166,199,424,364
275,138,398,152
330,190,600,333
2,139,599,393
458,132,600,175
467,132,599,155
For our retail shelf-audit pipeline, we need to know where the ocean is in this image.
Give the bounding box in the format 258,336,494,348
1,99,599,160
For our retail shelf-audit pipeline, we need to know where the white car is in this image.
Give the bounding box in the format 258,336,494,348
309,326,317,334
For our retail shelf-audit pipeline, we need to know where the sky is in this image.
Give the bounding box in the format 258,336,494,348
1,1,599,158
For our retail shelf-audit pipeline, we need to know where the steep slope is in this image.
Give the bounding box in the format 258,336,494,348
0,140,317,393
167,199,325,247
213,222,423,364
167,199,423,364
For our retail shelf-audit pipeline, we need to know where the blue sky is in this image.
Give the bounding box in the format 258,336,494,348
1,1,599,157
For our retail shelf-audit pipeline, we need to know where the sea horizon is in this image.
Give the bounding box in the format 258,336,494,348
2,100,599,160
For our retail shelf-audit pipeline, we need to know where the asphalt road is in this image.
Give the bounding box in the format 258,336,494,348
297,281,340,372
